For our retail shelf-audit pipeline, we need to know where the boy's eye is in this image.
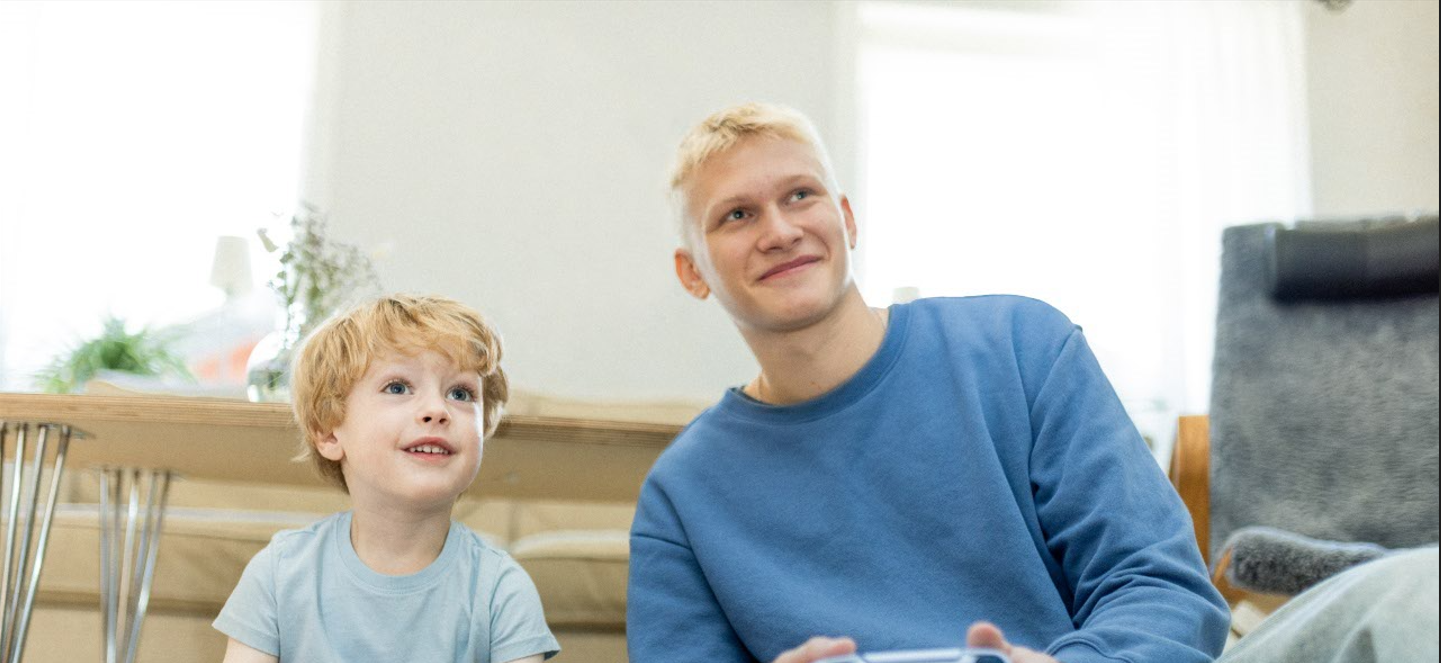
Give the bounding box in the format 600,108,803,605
722,209,746,224
383,381,410,395
792,189,810,201
448,386,477,402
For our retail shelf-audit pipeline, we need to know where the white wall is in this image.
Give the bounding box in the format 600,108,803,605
1305,0,1440,216
306,0,850,403
304,0,1439,404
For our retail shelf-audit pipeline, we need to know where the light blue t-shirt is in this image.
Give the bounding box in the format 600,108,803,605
214,511,560,663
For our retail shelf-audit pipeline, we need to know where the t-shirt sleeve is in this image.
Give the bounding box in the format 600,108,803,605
212,542,281,657
488,555,561,662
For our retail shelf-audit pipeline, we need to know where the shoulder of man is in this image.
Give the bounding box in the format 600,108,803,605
642,404,728,485
908,294,1077,345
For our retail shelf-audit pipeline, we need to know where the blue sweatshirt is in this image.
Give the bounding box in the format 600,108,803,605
628,296,1228,663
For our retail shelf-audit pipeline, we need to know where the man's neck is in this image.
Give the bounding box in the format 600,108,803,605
740,287,889,405
347,500,453,576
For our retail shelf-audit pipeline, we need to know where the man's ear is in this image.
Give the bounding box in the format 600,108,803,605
841,195,858,250
674,248,711,300
315,430,345,462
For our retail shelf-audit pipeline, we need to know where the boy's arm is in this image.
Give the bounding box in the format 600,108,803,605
222,637,278,663
213,542,281,659
1026,327,1230,663
488,556,561,661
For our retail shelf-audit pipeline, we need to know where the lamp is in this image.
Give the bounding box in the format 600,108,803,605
210,235,253,301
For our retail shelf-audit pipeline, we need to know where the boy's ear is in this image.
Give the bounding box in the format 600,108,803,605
314,430,345,462
674,248,711,300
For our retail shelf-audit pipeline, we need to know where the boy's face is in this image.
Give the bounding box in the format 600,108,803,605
674,136,858,334
316,349,484,513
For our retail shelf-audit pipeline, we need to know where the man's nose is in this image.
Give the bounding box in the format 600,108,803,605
757,207,804,251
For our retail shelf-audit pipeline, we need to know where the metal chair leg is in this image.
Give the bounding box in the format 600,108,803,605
0,423,78,663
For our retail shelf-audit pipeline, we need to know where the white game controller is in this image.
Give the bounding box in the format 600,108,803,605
814,648,1011,663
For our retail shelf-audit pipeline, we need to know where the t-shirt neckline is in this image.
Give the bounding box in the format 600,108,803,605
334,510,461,593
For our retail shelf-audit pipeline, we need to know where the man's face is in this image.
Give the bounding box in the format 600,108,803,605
675,136,858,333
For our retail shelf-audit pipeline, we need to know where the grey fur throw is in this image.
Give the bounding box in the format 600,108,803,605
1224,526,1389,595
1208,221,1440,561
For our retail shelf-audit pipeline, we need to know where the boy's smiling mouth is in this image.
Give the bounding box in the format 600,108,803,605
403,438,455,456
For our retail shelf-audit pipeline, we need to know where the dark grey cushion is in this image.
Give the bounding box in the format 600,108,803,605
1209,220,1440,563
1266,218,1439,301
1223,526,1388,595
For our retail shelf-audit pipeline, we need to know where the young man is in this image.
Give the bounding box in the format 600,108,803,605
215,294,560,662
625,102,1230,663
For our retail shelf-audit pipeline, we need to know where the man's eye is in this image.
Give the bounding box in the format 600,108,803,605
383,381,410,395
724,209,746,223
791,189,812,202
448,387,477,402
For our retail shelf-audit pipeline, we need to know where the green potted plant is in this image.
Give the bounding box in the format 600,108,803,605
246,204,380,402
36,315,192,394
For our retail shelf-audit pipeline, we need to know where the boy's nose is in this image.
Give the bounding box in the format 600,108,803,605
418,397,450,425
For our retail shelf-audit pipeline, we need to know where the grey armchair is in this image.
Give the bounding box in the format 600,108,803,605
1170,216,1439,612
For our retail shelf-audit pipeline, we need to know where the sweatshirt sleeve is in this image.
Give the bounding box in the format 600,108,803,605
628,477,756,663
1026,326,1229,663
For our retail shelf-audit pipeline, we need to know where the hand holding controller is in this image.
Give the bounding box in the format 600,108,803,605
814,648,1011,663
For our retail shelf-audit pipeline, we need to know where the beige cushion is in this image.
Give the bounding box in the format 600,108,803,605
512,530,629,628
38,507,311,611
36,501,512,611
512,499,634,540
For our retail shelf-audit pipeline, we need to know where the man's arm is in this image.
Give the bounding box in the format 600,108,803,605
222,638,277,663
1027,327,1229,662
628,479,753,662
503,657,543,663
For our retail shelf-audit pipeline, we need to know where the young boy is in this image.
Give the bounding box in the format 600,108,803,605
215,294,560,663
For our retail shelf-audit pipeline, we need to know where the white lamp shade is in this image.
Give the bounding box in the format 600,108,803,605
210,235,254,298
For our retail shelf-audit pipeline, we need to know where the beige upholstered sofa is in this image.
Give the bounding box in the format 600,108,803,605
24,392,699,663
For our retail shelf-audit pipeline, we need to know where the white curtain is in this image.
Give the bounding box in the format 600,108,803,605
0,0,317,390
855,0,1311,454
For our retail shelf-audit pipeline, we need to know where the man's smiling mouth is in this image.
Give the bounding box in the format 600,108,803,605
760,256,820,281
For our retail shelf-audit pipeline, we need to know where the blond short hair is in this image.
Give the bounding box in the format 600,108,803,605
668,102,840,241
290,294,509,491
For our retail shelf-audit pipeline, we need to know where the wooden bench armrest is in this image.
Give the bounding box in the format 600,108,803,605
1171,414,1283,614
1170,415,1212,566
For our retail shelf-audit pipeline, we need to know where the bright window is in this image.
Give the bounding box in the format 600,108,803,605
855,0,1311,451
0,0,317,390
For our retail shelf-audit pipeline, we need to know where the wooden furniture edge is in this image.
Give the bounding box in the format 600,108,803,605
0,393,681,448
1170,414,1211,566
0,393,683,502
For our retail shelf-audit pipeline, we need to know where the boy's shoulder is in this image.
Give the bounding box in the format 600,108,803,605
447,520,512,564
266,511,344,551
